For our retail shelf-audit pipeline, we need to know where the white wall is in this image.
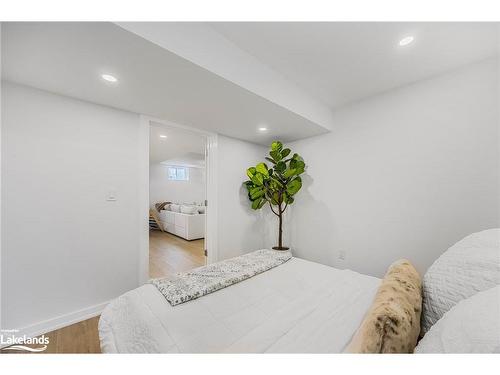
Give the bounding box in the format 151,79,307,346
1,82,142,333
216,135,275,260
149,164,205,207
0,22,3,330
287,58,499,278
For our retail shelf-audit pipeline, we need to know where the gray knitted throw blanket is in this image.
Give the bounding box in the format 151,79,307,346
150,249,292,306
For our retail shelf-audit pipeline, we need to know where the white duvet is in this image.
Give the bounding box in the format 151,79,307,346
99,257,380,353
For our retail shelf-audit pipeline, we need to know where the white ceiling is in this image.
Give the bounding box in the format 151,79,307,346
117,22,335,132
2,22,498,146
210,22,499,109
1,22,328,146
149,122,206,165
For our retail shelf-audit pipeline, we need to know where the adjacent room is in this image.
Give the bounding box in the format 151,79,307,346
148,122,207,279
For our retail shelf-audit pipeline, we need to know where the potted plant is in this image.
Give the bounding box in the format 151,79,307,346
244,141,306,250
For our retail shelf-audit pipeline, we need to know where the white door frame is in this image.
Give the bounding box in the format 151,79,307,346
138,115,218,285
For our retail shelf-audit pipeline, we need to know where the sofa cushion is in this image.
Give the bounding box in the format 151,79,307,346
169,204,181,213
180,205,198,215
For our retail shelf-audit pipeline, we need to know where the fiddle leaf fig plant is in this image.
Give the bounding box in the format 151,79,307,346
244,141,306,250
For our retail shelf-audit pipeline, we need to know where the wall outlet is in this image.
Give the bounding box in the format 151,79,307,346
338,250,346,261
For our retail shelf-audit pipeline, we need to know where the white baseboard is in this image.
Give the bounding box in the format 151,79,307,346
1,300,110,348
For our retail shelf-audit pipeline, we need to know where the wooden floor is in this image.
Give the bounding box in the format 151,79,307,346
1,231,205,354
0,316,101,354
149,230,205,279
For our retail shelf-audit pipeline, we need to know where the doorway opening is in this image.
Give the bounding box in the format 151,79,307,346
142,117,217,281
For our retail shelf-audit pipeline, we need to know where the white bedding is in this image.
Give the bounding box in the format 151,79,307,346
99,257,380,353
421,228,500,333
416,286,500,353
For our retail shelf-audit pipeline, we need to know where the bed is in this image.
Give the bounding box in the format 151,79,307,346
99,257,380,353
98,228,500,353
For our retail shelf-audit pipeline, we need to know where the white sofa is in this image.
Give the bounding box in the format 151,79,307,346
158,209,205,240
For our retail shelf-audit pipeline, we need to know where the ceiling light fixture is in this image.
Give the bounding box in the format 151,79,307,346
398,36,415,46
160,135,167,139
101,74,118,83
258,127,268,132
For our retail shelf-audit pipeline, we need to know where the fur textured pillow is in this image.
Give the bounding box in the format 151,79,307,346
345,259,422,353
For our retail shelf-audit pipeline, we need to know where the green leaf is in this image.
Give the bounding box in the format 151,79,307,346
246,167,256,179
251,173,264,186
250,189,265,200
256,173,264,185
274,161,286,173
265,157,276,165
270,175,284,187
255,162,269,177
271,141,283,152
251,197,262,209
294,160,305,174
286,177,302,195
271,192,280,205
283,192,295,205
249,186,261,195
281,148,291,158
283,168,296,179
269,150,282,162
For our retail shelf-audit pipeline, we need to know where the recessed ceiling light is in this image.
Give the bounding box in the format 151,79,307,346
399,36,415,46
160,135,167,139
101,74,118,83
258,127,268,132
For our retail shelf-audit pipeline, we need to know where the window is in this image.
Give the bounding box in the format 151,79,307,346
167,166,189,181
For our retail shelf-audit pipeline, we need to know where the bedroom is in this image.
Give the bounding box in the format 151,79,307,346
0,2,499,373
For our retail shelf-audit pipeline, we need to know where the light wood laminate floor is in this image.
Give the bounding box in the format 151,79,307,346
149,230,205,279
0,316,101,354
1,231,205,354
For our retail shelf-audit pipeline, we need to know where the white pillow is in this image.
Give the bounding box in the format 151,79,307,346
421,228,500,334
162,204,171,211
197,206,206,214
169,204,181,213
415,286,500,353
180,205,198,215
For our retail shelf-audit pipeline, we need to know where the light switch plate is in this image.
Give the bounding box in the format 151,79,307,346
106,189,117,201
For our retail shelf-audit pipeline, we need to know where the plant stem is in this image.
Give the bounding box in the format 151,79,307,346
278,193,283,248
278,208,283,248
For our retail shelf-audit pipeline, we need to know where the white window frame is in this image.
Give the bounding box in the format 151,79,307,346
167,166,189,181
